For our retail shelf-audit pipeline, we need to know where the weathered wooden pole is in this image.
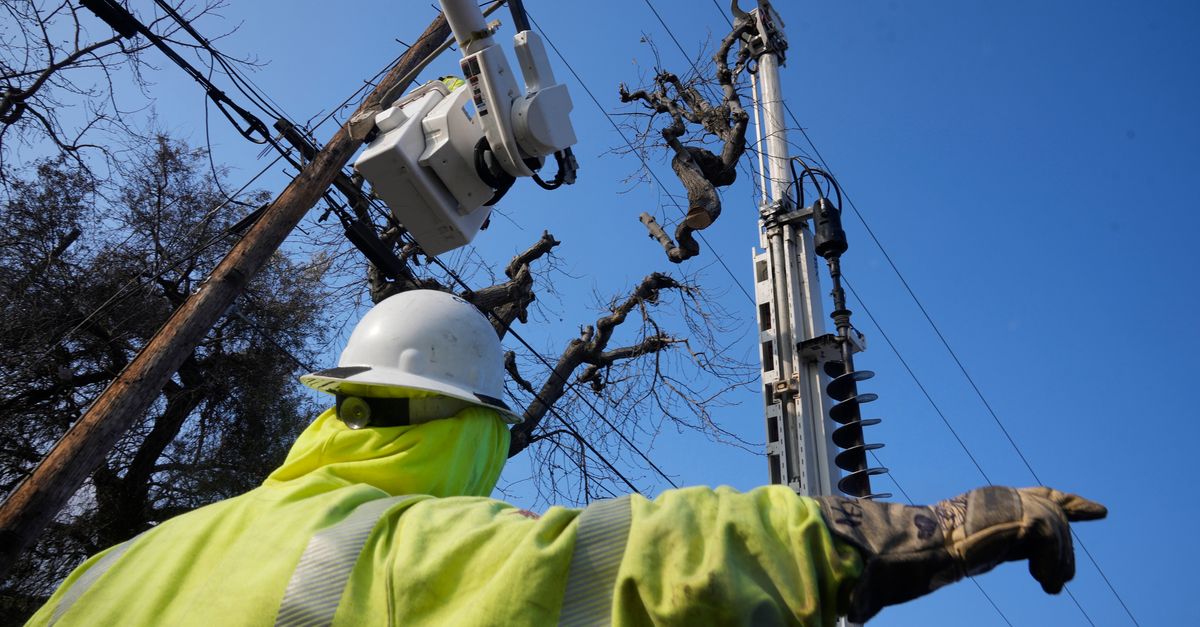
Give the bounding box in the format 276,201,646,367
0,14,450,577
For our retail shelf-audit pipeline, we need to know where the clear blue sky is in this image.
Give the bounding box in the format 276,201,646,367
127,1,1199,624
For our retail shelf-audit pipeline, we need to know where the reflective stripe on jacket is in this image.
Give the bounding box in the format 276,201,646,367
29,406,861,626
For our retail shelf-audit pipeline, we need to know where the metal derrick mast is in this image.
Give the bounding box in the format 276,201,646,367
744,0,888,502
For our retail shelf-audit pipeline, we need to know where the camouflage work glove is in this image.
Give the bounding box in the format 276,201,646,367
816,486,1107,623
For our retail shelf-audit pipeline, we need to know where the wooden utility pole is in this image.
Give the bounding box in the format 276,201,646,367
0,15,450,577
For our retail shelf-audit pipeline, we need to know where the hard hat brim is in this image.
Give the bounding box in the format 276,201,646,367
300,366,523,425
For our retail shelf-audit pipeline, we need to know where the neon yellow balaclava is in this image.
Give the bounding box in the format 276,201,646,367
265,395,511,498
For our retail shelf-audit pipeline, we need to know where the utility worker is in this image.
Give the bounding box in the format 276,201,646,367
28,290,1106,626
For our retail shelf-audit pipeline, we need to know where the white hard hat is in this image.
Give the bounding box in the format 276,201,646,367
301,290,521,425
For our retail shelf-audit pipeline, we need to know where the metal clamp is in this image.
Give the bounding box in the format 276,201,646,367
770,373,799,398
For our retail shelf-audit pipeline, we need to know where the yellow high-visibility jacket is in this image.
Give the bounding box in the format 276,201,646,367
29,405,861,626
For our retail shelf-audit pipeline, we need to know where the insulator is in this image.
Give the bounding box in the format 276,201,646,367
813,197,848,259
826,363,891,500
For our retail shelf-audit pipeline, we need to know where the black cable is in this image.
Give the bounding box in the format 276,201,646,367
81,0,272,144
203,62,255,209
841,275,994,485
844,275,1111,626
786,158,841,210
530,149,572,190
152,0,292,123
501,320,680,490
535,397,646,496
506,0,531,32
231,309,315,372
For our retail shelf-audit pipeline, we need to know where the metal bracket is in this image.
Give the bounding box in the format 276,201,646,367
751,1,788,64
760,199,813,236
797,332,867,363
776,206,813,225
848,328,868,353
770,373,800,398
797,334,841,363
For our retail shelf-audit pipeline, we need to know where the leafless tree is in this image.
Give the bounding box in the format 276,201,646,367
0,137,331,621
0,0,245,191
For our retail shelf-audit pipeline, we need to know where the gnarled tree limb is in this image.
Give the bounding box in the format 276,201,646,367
618,14,756,263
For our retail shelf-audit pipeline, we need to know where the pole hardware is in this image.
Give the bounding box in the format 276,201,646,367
759,199,813,233
770,374,800,398
798,329,866,364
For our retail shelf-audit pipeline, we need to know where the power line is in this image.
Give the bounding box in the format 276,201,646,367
231,308,315,373
640,5,1018,619
845,277,1096,624
42,154,285,361
841,276,994,485
700,0,1135,619
519,391,647,497
151,0,294,124
512,17,1008,623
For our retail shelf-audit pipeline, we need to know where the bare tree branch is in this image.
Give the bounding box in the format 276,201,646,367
618,14,757,262
507,272,685,457
467,230,560,336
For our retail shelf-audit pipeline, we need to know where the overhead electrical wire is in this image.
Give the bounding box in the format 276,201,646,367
866,448,1014,627
151,0,294,124
839,275,994,485
780,74,1137,627
520,23,996,622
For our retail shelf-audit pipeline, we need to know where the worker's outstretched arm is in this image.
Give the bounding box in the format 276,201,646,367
813,486,1107,623
613,485,863,625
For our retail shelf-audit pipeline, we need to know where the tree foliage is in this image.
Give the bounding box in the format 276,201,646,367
0,0,242,189
0,136,330,619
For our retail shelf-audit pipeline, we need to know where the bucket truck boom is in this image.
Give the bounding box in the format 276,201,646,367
354,0,577,256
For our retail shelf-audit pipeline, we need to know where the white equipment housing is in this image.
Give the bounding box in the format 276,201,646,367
353,0,577,257
354,81,493,256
